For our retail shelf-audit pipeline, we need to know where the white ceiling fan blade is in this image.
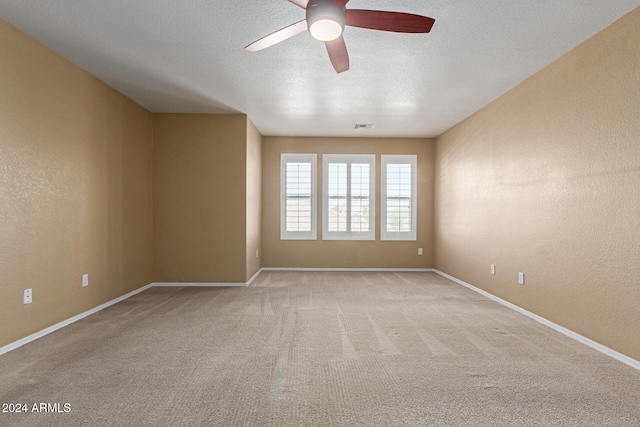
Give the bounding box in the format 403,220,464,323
245,20,308,52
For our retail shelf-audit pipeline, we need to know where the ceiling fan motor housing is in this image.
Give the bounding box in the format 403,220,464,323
306,1,347,41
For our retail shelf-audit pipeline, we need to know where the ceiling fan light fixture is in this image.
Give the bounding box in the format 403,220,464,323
309,19,343,41
306,3,346,42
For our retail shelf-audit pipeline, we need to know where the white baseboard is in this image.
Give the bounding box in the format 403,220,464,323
153,282,248,287
0,283,153,357
152,268,264,288
432,269,640,372
246,268,263,285
262,267,433,272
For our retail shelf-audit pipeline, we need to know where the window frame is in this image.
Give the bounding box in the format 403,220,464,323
280,153,317,241
322,154,376,241
381,154,417,241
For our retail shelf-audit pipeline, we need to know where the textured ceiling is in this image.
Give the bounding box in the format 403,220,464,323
0,0,638,137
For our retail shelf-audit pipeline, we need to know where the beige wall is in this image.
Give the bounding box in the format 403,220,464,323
246,119,262,281
262,137,434,268
153,114,249,283
435,8,640,361
0,19,153,347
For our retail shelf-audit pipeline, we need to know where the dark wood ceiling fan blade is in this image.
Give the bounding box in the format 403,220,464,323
325,35,349,73
245,20,308,52
328,0,350,7
345,10,435,33
286,0,310,9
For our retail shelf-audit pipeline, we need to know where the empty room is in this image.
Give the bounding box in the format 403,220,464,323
1,0,639,426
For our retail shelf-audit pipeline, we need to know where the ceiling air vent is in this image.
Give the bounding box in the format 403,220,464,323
354,124,373,130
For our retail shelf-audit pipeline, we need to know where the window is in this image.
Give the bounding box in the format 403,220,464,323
323,154,375,240
381,155,417,241
281,154,317,240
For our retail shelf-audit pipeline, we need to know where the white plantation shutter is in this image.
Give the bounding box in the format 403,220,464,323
327,163,347,232
286,163,312,232
381,155,417,241
323,154,375,240
281,154,317,240
350,163,370,233
385,164,412,231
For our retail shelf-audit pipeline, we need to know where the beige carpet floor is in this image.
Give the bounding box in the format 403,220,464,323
1,271,639,426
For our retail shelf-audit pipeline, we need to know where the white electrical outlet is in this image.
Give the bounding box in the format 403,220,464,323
256,250,259,258
418,248,423,255
23,289,32,305
82,274,89,287
518,272,525,285
491,264,495,275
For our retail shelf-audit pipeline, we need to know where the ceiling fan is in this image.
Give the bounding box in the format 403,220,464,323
245,0,435,73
